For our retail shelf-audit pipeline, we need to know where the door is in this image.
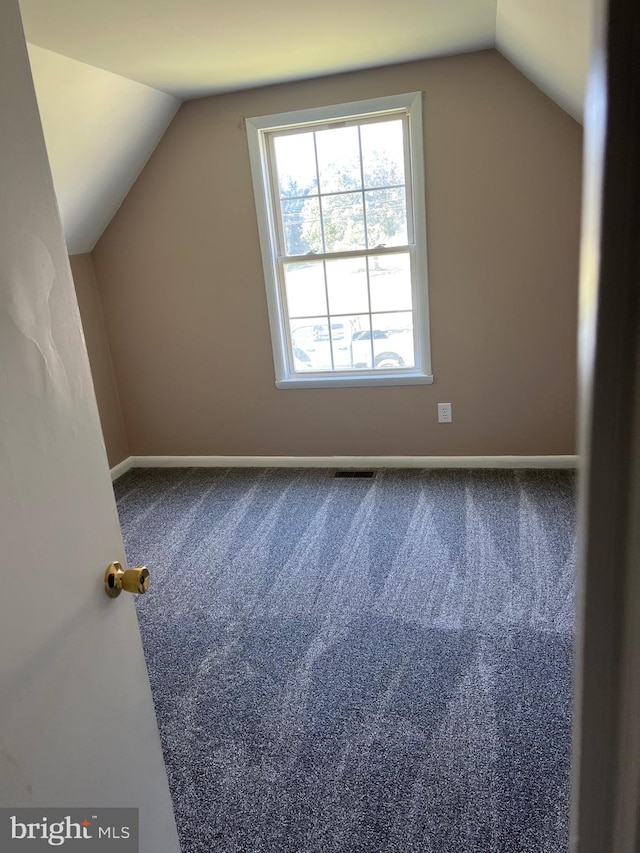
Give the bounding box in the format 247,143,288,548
572,0,640,849
0,3,180,851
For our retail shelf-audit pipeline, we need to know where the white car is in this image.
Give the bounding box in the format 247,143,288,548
291,323,414,371
350,328,415,369
291,324,351,370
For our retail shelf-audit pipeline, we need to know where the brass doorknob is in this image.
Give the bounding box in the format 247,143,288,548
104,561,150,598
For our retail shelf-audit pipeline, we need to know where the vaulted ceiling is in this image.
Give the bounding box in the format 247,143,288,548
18,0,592,255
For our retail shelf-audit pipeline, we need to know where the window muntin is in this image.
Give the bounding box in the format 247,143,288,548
246,94,432,388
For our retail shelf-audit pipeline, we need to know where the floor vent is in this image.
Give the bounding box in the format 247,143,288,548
334,470,377,479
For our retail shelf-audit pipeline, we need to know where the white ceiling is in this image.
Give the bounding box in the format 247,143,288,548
496,0,594,121
20,0,498,99
28,45,179,256
18,0,592,255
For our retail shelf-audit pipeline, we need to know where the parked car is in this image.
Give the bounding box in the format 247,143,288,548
291,323,350,370
351,329,414,369
291,323,414,371
312,322,346,341
292,346,313,370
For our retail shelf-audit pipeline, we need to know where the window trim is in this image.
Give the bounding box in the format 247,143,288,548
246,92,433,389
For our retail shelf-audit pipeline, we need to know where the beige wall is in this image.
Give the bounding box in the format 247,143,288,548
70,253,129,466
92,50,583,457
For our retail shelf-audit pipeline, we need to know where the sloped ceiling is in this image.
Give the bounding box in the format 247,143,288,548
19,0,591,254
496,0,593,121
28,45,179,255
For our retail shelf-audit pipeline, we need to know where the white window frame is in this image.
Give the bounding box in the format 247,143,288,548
246,92,433,389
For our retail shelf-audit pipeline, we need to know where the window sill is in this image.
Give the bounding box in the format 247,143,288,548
275,373,434,389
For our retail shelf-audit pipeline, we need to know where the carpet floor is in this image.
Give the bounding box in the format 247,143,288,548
115,467,576,853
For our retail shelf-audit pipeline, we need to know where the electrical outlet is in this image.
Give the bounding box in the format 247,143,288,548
437,403,452,423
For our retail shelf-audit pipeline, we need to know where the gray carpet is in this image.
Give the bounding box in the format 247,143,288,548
114,467,576,853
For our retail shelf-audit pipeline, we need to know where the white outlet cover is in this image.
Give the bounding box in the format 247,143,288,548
438,403,452,423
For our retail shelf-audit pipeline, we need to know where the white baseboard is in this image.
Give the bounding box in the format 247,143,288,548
111,455,579,478
110,457,133,481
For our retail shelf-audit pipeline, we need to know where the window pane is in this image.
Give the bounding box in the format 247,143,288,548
368,253,412,313
326,257,369,315
284,262,327,318
328,315,365,369
290,317,331,371
321,192,366,252
365,188,407,248
360,119,405,189
274,132,318,198
371,311,415,368
281,196,322,255
344,314,373,369
316,126,361,194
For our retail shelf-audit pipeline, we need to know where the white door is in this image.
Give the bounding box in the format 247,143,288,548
0,4,180,852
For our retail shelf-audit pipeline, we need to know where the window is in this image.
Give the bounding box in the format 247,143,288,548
246,93,433,388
